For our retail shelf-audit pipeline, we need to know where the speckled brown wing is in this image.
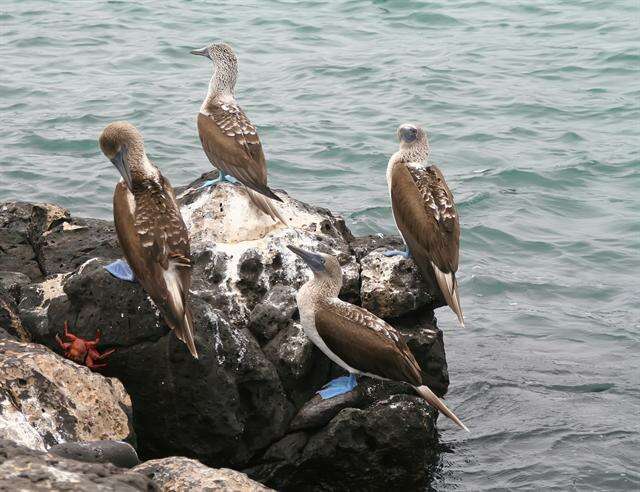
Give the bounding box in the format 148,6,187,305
390,163,460,273
113,177,197,357
314,298,422,385
197,103,282,201
132,176,190,269
390,162,464,325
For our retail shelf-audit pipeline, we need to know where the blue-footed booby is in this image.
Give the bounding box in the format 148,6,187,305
99,121,198,358
288,245,468,431
386,123,464,327
190,42,285,225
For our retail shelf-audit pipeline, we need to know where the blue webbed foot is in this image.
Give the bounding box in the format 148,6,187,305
197,172,238,190
318,374,358,399
383,249,410,258
104,259,136,283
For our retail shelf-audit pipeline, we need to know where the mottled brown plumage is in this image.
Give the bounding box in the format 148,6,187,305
100,122,198,358
314,297,422,385
388,124,464,326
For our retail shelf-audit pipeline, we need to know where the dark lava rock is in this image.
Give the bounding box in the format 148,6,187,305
49,440,140,469
33,216,121,277
248,395,440,492
0,202,42,281
249,285,298,344
0,271,31,302
0,289,30,341
0,439,156,491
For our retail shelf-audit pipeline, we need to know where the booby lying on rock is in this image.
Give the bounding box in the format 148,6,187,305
191,42,285,225
99,121,198,358
386,123,464,326
288,245,468,431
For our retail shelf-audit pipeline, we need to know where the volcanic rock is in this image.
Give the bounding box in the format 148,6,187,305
0,175,452,489
0,438,155,491
134,456,272,492
49,440,140,468
0,339,133,452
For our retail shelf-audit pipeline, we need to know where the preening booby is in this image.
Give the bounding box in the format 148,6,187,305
99,122,198,358
386,123,464,327
190,42,285,224
288,245,468,431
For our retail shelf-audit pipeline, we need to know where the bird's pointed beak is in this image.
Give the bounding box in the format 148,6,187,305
287,245,326,273
418,385,469,432
110,147,133,190
190,47,210,59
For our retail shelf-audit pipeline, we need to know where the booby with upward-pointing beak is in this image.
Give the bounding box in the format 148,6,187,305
191,42,285,224
288,245,468,431
386,123,464,327
99,122,198,358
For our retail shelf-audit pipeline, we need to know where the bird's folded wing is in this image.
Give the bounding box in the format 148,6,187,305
390,163,460,273
133,178,191,270
198,105,281,200
314,299,422,385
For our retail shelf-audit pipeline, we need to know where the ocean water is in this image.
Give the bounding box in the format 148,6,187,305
1,1,639,490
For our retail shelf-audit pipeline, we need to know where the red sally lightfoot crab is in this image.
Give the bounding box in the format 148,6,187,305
55,321,115,370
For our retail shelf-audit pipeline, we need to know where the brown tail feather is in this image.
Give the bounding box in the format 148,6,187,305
414,385,469,432
246,188,287,225
431,262,465,327
171,306,198,358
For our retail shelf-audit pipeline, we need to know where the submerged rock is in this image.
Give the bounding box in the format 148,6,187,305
133,456,272,492
0,339,133,452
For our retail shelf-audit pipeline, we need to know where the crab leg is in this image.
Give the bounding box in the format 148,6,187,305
63,321,78,341
86,329,102,348
55,334,71,350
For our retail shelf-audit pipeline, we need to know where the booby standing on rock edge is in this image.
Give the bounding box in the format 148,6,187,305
191,42,286,225
386,123,465,327
99,121,198,358
288,245,468,432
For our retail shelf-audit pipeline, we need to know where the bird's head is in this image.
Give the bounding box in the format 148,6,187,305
99,121,144,190
396,123,430,161
190,42,238,73
287,245,343,288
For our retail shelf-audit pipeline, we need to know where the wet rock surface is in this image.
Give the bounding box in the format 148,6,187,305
0,176,453,490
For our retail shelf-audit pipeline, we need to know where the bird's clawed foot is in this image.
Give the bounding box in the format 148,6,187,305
104,259,136,282
383,249,410,258
198,172,238,190
317,374,358,399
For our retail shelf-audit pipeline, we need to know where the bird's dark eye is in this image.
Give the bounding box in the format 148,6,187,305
402,127,417,142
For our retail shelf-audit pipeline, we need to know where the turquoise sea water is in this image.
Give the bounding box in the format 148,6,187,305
1,1,639,489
